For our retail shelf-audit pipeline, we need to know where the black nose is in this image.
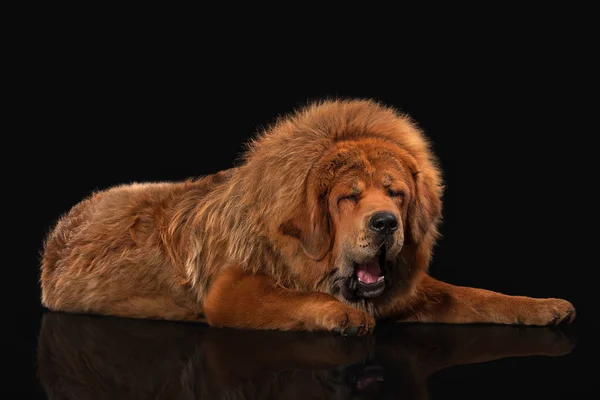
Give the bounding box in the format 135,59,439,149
369,212,398,235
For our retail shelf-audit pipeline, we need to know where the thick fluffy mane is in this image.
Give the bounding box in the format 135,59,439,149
172,99,443,300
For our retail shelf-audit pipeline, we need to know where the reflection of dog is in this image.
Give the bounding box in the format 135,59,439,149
37,313,575,400
40,99,575,334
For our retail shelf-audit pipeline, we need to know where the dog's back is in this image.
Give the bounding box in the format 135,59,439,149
40,169,235,321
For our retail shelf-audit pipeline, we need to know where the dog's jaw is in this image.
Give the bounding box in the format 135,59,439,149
333,246,395,302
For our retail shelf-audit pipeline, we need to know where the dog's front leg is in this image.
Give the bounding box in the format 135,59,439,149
203,266,375,335
393,274,576,326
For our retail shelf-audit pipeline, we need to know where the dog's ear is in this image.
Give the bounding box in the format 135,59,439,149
280,178,332,261
405,169,443,246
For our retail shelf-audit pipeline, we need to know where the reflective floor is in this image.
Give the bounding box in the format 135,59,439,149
32,312,593,399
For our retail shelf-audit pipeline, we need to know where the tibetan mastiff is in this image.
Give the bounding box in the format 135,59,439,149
40,99,575,335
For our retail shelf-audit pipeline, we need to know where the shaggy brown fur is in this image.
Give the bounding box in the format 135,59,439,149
40,99,575,334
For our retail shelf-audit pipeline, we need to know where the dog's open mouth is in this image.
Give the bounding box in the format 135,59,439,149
355,364,385,392
353,247,388,298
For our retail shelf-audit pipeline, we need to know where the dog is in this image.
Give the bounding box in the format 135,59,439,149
40,99,575,335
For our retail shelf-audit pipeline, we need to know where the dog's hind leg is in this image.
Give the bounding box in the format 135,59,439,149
46,291,206,323
101,296,207,322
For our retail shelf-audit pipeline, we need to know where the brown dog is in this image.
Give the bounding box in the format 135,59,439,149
40,99,575,335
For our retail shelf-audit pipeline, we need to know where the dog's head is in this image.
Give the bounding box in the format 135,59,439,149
283,135,442,306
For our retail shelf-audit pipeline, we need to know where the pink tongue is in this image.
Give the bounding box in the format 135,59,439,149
357,377,381,390
356,259,381,284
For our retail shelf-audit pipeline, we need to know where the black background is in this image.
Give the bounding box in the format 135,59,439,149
8,14,598,397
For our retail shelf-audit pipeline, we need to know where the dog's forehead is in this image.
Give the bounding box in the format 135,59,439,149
325,140,414,190
334,140,411,172
341,171,408,194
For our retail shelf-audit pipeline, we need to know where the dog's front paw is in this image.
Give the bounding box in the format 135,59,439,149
517,298,576,326
318,302,375,336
